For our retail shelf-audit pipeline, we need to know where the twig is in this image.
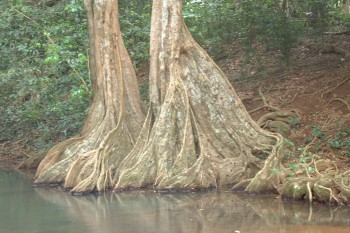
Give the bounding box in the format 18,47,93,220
248,88,280,113
70,65,90,93
290,88,301,104
331,98,350,112
324,31,350,35
12,8,55,44
322,78,350,98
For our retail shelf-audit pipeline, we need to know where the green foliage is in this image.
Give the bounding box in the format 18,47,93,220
289,117,301,127
232,0,303,66
187,0,350,65
285,143,316,177
283,138,295,147
311,125,326,139
327,128,350,156
0,0,90,149
139,83,150,103
183,0,236,57
0,0,152,151
119,0,151,67
227,0,350,67
286,126,350,177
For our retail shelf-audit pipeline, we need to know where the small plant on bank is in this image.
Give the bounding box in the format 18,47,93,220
311,125,326,140
327,128,350,156
289,117,301,127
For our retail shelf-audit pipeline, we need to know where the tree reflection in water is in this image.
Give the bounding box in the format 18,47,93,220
34,188,350,233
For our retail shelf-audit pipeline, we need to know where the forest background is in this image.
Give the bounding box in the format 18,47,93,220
1,0,350,169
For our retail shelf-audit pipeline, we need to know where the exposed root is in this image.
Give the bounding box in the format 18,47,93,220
238,125,350,205
321,77,350,98
29,0,350,206
306,182,313,203
33,0,144,187
113,2,281,192
247,88,300,137
280,155,350,205
249,88,280,114
322,44,350,58
331,98,350,112
257,109,300,136
242,134,286,193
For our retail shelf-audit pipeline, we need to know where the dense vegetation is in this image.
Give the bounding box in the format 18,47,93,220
0,0,90,150
1,0,349,154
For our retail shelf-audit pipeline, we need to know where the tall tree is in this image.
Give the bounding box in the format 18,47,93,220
342,0,350,14
116,0,350,203
34,0,145,189
33,0,350,204
113,0,284,192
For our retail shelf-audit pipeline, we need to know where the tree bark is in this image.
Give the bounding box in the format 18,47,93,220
343,0,350,15
114,0,284,191
34,0,145,190
33,0,350,203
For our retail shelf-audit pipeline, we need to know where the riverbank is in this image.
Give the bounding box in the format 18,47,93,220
1,32,350,203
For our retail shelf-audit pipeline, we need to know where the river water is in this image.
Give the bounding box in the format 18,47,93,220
1,170,350,233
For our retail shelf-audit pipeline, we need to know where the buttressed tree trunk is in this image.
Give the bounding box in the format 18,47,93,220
34,0,144,190
114,0,286,192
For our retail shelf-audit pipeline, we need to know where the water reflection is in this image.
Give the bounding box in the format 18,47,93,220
1,171,350,233
35,189,350,233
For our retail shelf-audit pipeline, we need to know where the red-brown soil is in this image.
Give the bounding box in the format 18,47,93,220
219,33,350,169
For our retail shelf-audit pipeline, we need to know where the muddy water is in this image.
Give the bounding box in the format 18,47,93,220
1,171,350,233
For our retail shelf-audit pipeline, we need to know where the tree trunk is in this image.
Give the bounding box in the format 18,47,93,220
343,0,350,15
32,0,350,203
34,0,145,190
114,0,285,192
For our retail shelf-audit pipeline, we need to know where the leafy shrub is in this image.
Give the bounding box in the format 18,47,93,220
0,0,90,149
